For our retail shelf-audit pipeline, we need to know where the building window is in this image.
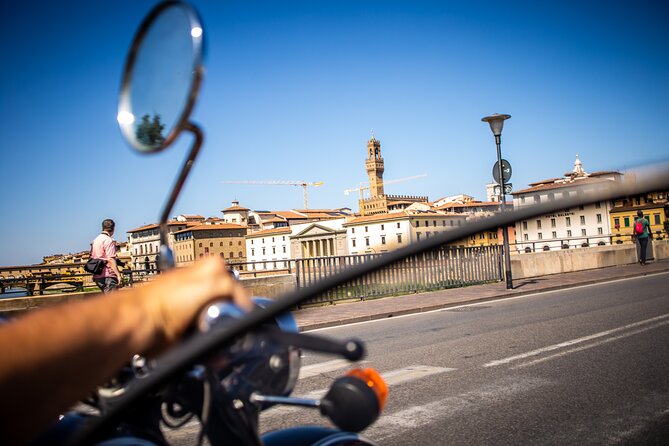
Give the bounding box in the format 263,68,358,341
397,222,401,228
534,195,541,204
272,247,276,254
522,221,528,230
204,247,209,254
654,214,661,225
624,217,630,227
230,252,234,258
536,220,542,229
597,227,603,235
548,193,555,201
538,233,543,240
416,233,421,241
220,242,223,247
381,236,386,245
521,196,526,204
397,234,402,243
365,238,370,246
614,217,620,227
580,216,586,225
415,221,420,228
433,221,437,227
352,228,355,234
283,246,286,253
199,243,202,248
595,202,601,209
551,218,556,228
552,231,557,238
567,230,572,237
365,226,369,232
352,239,356,247
251,249,255,256
381,224,384,230
566,217,571,227
524,234,529,241
581,229,587,236
579,205,585,211
272,237,275,242
596,214,602,223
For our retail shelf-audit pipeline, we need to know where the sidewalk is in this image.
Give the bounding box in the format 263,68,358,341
294,259,669,331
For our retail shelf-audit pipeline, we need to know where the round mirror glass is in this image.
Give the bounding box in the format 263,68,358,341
118,2,204,153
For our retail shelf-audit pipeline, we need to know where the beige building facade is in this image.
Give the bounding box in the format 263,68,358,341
173,224,247,267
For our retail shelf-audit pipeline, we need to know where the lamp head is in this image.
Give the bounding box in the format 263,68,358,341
481,113,511,136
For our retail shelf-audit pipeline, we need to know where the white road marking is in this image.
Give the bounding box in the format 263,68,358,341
364,376,549,441
299,359,362,379
484,313,669,368
306,271,669,333
512,319,669,369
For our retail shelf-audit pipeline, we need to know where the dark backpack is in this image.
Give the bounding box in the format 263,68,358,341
634,220,644,235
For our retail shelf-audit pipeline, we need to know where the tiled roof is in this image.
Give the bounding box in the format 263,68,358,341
127,220,201,233
273,211,308,219
436,201,501,209
343,211,461,226
246,227,292,237
610,202,667,213
174,223,245,234
513,175,618,195
222,205,249,212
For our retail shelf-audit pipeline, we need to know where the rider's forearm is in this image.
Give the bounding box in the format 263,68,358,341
0,290,156,444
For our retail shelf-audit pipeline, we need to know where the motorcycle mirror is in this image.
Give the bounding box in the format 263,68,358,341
117,0,204,153
320,368,388,433
117,1,206,270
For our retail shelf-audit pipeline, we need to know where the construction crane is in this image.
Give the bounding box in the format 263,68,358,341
223,180,324,209
344,174,428,200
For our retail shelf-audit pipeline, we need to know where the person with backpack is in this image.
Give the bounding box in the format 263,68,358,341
633,210,652,265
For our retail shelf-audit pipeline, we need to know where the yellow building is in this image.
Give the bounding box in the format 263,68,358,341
609,191,668,244
173,224,247,267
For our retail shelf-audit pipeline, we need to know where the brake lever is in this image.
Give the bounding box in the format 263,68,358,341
256,327,365,361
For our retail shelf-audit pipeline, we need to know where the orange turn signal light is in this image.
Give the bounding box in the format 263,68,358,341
346,367,388,410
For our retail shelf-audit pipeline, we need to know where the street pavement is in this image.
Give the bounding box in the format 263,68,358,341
294,259,669,331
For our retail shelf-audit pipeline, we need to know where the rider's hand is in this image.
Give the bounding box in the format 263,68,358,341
134,257,252,354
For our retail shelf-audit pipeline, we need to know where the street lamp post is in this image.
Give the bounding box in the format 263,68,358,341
482,113,513,289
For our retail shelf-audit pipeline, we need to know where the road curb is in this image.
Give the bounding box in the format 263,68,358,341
298,267,669,331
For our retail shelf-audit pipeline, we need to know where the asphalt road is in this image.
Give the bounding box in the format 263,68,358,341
252,271,669,445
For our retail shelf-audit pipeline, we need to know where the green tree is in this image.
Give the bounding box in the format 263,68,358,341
135,113,165,147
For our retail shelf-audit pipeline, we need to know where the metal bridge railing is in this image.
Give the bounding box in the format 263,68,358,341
293,245,503,306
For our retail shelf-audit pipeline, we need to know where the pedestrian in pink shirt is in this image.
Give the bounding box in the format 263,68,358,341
91,219,123,293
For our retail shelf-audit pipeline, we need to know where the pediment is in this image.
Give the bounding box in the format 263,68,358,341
291,223,339,239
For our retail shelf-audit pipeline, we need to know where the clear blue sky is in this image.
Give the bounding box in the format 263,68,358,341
1,0,667,266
